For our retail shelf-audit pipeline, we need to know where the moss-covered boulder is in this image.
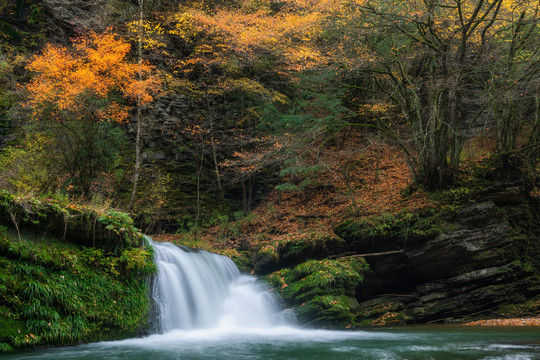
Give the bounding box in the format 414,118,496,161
0,191,142,252
334,211,442,252
355,297,413,326
264,257,368,328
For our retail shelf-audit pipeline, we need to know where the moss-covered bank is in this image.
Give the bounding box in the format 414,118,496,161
265,257,368,328
0,191,143,252
0,193,156,352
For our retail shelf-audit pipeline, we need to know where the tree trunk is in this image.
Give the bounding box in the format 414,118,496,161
205,94,224,201
194,133,205,239
129,0,144,211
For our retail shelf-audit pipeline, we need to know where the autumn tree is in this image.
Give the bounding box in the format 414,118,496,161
166,3,304,207
483,2,539,172
25,31,160,195
338,0,539,188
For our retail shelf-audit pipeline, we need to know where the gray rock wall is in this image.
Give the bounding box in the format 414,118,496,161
338,176,540,324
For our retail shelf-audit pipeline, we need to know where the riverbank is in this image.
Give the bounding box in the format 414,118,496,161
0,194,156,352
464,318,540,326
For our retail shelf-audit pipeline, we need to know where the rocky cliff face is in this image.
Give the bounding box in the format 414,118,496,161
340,175,540,325
141,94,193,163
258,173,540,327
41,0,136,40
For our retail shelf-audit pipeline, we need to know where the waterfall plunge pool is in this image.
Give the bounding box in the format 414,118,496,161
2,325,540,359
3,241,540,359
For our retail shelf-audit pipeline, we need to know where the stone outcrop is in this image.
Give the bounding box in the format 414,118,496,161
0,191,142,251
264,257,368,328
340,176,540,325
142,94,194,163
40,0,136,41
260,173,540,327
253,233,346,275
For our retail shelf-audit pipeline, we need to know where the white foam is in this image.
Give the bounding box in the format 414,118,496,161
150,240,288,333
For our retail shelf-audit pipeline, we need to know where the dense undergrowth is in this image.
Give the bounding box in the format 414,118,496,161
0,194,156,352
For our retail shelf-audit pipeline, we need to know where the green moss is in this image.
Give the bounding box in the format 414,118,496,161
294,295,357,326
0,191,142,252
496,298,540,318
278,231,344,259
257,243,280,263
335,211,442,245
255,230,345,271
356,300,412,327
0,222,155,352
264,257,368,328
219,248,252,272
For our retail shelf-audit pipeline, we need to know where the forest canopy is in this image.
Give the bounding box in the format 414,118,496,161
0,0,538,230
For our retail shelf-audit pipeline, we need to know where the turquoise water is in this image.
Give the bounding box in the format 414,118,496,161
5,243,539,359
2,325,540,360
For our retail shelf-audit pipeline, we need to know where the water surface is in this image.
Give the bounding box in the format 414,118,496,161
3,325,540,360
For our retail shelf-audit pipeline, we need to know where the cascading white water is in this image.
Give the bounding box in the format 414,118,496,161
15,242,538,359
150,239,293,333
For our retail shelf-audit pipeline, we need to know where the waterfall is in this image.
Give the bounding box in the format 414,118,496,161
149,239,293,333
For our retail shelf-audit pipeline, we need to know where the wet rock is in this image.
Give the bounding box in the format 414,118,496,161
349,176,540,325
408,304,425,319
253,251,279,275
356,269,387,300
356,297,413,326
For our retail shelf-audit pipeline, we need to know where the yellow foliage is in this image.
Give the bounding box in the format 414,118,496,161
126,20,166,50
170,3,330,70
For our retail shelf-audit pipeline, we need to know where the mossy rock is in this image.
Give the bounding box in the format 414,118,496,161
334,212,441,252
294,295,357,327
219,248,251,272
264,257,368,328
356,298,413,326
253,231,346,275
495,297,540,318
0,191,142,252
279,232,345,263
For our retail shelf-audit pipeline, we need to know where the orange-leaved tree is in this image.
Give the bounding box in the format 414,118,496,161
26,30,160,195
